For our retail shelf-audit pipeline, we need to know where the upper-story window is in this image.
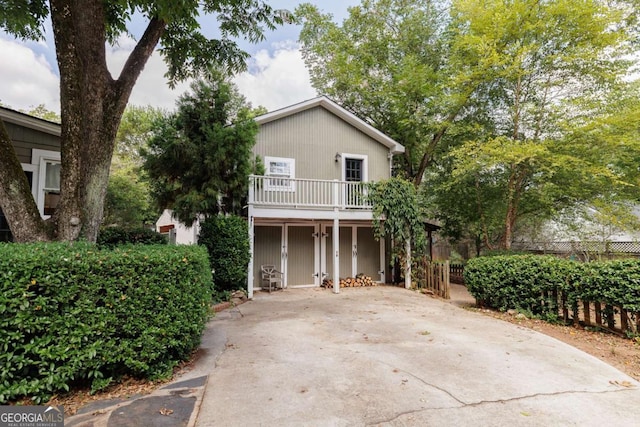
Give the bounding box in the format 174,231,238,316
265,156,295,191
340,153,368,206
345,158,363,182
341,153,368,182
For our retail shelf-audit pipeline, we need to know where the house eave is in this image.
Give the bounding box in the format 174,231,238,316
0,107,61,137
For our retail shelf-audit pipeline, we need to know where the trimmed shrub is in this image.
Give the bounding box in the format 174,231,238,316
464,255,570,314
198,215,250,292
97,226,167,248
0,242,213,404
464,254,640,316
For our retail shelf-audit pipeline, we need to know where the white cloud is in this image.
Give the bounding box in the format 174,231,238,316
0,38,59,112
234,42,317,111
0,34,316,116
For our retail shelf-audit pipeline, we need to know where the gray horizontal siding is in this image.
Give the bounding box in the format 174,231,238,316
6,122,61,164
253,107,390,182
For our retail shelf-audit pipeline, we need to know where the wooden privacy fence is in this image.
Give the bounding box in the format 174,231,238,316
450,263,465,284
417,258,450,299
542,289,640,337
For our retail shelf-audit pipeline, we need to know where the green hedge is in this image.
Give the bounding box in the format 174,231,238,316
198,215,250,293
464,255,640,316
97,226,167,248
0,243,213,404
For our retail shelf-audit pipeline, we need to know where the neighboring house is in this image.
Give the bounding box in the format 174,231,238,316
155,209,200,245
513,206,640,257
247,96,405,297
154,96,407,297
0,107,61,241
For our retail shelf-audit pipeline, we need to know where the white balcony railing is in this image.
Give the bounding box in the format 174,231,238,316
248,175,372,210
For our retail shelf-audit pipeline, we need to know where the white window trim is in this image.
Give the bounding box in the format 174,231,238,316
31,149,61,218
20,163,38,202
341,153,368,182
265,156,295,192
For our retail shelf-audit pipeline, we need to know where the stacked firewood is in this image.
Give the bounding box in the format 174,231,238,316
323,274,377,288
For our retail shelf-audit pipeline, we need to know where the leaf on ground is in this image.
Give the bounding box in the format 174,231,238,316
159,407,174,416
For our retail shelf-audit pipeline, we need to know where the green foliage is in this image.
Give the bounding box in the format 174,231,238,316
299,0,640,252
297,0,458,182
198,215,250,293
97,226,167,248
142,70,261,224
422,0,640,250
464,255,640,318
104,105,165,228
104,168,156,228
21,105,60,123
0,1,291,82
368,178,426,260
0,242,213,404
115,105,165,163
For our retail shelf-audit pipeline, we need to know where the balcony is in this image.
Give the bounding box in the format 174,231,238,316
248,175,373,215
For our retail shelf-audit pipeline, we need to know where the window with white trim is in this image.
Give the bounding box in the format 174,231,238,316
42,160,61,215
31,149,61,218
265,156,295,191
340,153,368,182
341,153,368,207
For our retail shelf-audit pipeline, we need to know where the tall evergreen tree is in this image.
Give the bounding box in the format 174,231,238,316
142,71,262,225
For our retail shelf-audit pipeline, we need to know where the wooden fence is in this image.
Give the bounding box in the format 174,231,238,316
541,290,640,337
417,259,450,299
450,264,465,284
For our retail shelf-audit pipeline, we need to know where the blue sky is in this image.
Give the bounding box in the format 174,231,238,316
0,1,361,113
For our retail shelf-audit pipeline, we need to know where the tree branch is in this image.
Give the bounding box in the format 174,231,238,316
115,17,166,106
0,119,50,241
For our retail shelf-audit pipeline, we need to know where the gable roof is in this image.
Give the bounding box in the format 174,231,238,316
0,106,61,137
255,96,405,154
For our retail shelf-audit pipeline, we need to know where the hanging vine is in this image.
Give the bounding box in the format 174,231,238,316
368,177,426,261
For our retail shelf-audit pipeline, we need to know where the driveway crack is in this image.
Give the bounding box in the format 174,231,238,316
366,387,634,425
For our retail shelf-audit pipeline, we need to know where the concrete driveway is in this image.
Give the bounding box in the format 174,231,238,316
195,286,639,426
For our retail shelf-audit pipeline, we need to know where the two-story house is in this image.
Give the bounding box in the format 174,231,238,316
247,96,405,298
0,107,61,241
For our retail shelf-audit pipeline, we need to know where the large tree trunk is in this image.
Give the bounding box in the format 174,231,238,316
0,121,51,241
46,0,165,242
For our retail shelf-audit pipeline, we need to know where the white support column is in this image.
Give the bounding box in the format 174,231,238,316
247,215,255,299
333,217,340,294
313,224,320,286
247,178,255,299
333,180,340,294
404,238,411,289
351,226,357,277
